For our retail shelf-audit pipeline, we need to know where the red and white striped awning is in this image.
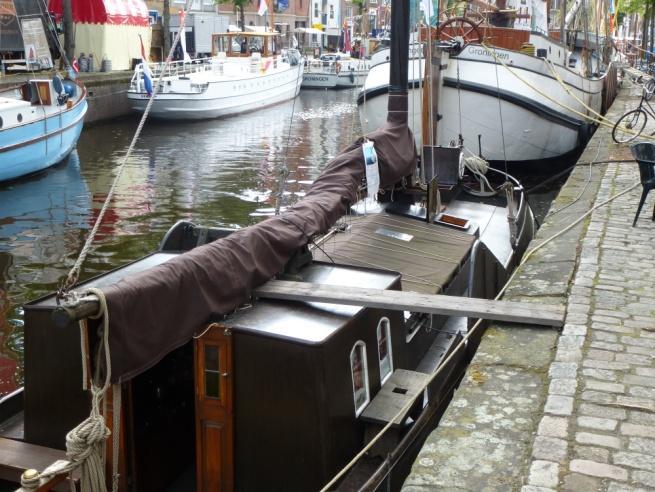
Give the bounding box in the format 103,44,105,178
49,0,149,26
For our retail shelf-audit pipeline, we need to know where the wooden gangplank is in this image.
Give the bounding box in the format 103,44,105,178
254,280,565,327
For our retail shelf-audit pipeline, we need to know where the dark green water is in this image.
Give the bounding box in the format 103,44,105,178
0,89,363,395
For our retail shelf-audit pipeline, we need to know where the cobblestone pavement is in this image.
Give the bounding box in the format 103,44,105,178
403,83,655,491
524,163,655,491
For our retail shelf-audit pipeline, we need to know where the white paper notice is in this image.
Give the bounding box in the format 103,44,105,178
362,141,379,199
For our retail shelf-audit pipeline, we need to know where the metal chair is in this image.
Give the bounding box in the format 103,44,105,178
629,143,655,226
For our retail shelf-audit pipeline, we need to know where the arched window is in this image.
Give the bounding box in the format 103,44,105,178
377,317,393,384
350,341,370,416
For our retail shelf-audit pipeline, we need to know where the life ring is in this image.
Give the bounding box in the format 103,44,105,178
335,62,341,75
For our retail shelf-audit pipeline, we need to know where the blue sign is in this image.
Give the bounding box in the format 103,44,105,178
277,0,288,11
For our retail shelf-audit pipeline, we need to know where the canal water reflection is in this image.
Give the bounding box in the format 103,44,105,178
0,89,362,394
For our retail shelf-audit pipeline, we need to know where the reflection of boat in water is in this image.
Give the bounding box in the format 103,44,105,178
0,77,87,182
127,32,303,120
0,151,89,259
0,1,538,490
358,2,618,163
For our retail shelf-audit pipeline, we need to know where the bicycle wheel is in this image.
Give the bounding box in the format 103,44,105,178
612,109,647,144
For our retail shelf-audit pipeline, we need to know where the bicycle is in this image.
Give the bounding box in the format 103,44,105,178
612,77,655,143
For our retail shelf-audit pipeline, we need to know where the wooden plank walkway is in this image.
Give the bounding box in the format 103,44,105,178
254,280,565,327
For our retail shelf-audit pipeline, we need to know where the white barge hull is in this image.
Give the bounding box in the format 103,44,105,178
358,44,605,162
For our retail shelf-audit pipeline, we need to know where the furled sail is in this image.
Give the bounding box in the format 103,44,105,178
102,95,415,383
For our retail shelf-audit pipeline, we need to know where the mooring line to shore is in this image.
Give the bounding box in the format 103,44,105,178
481,42,655,141
320,166,641,491
59,0,194,296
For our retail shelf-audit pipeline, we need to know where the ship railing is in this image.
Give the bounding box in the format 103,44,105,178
304,58,337,74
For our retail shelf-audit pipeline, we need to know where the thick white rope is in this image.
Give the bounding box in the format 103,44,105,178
21,288,113,491
60,0,194,294
320,166,641,491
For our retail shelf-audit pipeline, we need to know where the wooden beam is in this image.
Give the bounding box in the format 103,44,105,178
254,280,565,327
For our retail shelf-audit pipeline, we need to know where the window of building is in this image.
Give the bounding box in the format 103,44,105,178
329,5,334,19
376,317,393,384
350,341,370,416
314,2,319,18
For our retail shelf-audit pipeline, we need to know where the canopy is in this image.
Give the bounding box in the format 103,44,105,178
48,0,149,26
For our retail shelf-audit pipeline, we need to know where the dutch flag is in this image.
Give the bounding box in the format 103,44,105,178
139,34,154,96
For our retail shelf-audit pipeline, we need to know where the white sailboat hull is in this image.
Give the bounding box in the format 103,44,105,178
128,61,303,120
358,44,606,162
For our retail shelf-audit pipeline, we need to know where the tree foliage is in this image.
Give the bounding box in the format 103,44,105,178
620,0,647,15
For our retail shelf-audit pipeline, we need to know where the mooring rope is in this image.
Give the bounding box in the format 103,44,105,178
59,0,194,296
320,167,641,491
21,288,113,491
25,2,194,491
479,42,655,142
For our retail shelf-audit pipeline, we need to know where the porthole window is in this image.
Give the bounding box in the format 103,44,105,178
0,116,3,128
17,113,23,123
377,317,393,385
350,341,370,416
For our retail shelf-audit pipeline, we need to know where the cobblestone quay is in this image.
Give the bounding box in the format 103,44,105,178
403,81,655,491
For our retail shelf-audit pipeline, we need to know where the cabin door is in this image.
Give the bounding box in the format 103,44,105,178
194,323,234,492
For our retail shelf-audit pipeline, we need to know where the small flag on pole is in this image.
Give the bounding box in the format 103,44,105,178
179,10,192,62
258,0,268,17
139,34,154,96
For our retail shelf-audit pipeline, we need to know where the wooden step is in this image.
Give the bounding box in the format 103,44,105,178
254,280,566,327
0,437,74,491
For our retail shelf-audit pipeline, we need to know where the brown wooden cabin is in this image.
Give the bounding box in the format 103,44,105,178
3,208,505,490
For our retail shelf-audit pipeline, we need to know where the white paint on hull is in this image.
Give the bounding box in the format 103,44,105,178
359,43,606,162
128,60,303,120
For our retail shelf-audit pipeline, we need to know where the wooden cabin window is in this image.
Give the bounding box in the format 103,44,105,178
204,345,221,399
376,317,393,385
350,341,370,416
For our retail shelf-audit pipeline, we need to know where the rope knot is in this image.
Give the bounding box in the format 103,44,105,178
66,413,111,463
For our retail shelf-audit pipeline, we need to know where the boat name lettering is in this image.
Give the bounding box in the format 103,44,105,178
306,76,329,81
468,47,509,59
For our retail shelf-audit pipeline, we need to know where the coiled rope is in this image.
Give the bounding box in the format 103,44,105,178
21,288,113,491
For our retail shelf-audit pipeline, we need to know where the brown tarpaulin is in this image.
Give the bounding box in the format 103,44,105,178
102,94,416,383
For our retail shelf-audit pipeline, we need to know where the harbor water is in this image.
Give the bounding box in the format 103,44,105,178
0,89,567,397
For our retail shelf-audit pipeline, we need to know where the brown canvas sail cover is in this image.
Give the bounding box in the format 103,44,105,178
102,94,416,383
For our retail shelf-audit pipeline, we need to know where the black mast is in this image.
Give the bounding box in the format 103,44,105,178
388,0,410,123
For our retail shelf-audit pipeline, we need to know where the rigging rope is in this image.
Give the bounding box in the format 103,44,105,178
21,288,114,492
58,0,194,296
480,42,655,142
